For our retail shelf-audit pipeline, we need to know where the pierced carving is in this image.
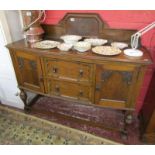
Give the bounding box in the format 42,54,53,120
122,71,133,85
17,58,37,70
101,70,133,85
101,71,113,81
17,57,24,69
29,60,37,70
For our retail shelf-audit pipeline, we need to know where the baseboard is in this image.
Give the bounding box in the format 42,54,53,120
0,102,24,113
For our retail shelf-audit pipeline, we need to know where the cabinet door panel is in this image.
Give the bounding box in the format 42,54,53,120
14,51,44,92
95,64,139,109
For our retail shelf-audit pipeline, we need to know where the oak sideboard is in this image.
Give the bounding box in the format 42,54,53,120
6,13,152,138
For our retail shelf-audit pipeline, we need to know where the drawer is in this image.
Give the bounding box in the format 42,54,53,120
47,79,93,103
44,58,93,84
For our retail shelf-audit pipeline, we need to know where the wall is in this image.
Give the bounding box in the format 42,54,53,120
43,10,155,113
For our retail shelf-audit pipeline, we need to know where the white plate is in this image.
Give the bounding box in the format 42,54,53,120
92,46,122,56
124,49,143,57
84,38,108,46
33,40,60,49
111,42,128,49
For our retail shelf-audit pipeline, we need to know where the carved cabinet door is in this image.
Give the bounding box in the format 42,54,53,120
95,63,139,109
13,51,44,92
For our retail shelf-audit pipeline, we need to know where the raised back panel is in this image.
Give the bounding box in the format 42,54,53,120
42,13,136,43
59,13,107,37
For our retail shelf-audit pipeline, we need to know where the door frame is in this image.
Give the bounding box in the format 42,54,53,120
0,11,12,44
0,11,24,109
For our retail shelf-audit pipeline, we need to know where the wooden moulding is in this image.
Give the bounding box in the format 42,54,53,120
42,12,136,43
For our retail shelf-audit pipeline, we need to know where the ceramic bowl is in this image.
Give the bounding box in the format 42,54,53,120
57,43,72,51
111,42,128,49
60,35,82,45
84,38,108,46
74,41,91,52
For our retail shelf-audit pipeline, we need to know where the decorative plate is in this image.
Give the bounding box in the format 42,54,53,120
33,40,60,49
84,38,108,46
111,42,128,49
92,46,122,56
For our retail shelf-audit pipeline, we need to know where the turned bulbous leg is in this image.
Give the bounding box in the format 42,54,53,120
120,130,128,140
19,89,30,112
120,111,133,140
125,114,133,124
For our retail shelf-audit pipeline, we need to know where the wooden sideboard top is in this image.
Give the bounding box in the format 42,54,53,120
6,13,153,65
7,39,152,65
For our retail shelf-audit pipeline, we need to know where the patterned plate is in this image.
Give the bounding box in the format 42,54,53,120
92,46,122,56
33,40,60,49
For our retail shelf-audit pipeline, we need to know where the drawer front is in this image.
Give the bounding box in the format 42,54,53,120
47,79,93,103
44,58,93,84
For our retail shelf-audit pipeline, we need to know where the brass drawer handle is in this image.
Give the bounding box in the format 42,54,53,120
53,67,58,73
55,85,60,92
39,76,44,82
79,69,83,77
96,84,101,91
79,90,83,97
